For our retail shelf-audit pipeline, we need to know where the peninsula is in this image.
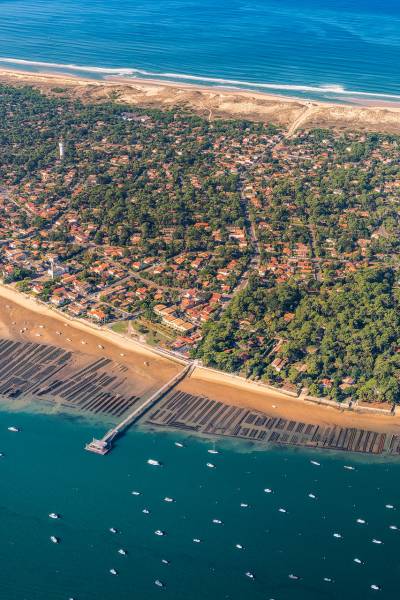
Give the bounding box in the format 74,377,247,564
0,74,400,454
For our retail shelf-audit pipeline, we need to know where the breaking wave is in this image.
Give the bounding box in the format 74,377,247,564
1,57,400,101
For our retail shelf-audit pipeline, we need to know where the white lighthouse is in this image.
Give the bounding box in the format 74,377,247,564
58,140,65,160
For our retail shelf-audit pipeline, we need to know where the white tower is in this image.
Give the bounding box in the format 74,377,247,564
49,257,55,280
58,140,65,160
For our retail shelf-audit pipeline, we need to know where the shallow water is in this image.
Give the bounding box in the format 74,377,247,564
0,407,399,599
0,0,399,102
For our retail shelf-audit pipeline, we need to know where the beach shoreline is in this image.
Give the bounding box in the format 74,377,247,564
0,283,399,436
0,66,399,134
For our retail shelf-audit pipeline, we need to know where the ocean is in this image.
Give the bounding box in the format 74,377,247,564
0,407,399,600
0,0,399,102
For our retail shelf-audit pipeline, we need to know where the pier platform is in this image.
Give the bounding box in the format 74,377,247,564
85,438,110,455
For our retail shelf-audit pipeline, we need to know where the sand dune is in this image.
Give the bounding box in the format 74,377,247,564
0,68,399,135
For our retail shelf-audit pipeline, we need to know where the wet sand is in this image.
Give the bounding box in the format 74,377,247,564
182,369,400,436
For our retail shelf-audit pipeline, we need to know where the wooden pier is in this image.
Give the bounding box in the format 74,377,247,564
85,363,193,454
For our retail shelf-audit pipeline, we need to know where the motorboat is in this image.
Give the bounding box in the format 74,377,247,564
109,569,118,576
333,533,342,539
50,536,59,544
354,558,362,564
212,519,223,524
154,530,165,536
356,518,366,524
131,491,141,496
175,442,184,448
308,493,316,499
161,559,170,564
49,513,60,520
278,508,287,513
235,543,244,550
264,488,272,494
193,538,201,543
154,580,164,588
245,572,255,580
288,574,300,580
372,539,383,544
142,509,150,514
371,584,381,591
118,549,127,556
109,527,118,534
164,497,174,503
7,426,19,432
206,463,215,469
240,503,249,508
148,459,161,466
310,460,320,466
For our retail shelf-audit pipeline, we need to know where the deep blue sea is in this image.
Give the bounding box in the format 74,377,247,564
0,407,400,600
0,0,399,102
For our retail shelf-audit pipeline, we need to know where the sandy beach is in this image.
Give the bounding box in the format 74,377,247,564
0,284,180,398
0,283,399,435
0,67,399,135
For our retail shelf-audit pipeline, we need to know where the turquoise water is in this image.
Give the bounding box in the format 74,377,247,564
0,1,400,101
0,408,399,599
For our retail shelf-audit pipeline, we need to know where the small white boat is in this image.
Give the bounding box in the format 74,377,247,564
0,452,4,458
118,548,127,556
161,559,170,564
288,574,300,580
50,536,59,544
385,504,394,509
174,442,184,448
389,525,398,530
278,508,287,513
193,538,201,543
208,449,219,455
354,558,362,564
372,539,383,544
131,491,141,496
109,569,118,576
109,527,118,534
212,519,223,524
7,426,19,432
264,488,272,494
164,497,174,503
333,533,342,539
308,493,316,499
148,459,161,467
49,513,60,520
323,577,333,582
245,572,255,580
371,584,381,591
240,503,249,508
142,509,150,515
206,463,215,468
154,530,165,536
344,465,355,471
235,543,244,550
154,580,164,588
356,518,366,524
310,460,320,466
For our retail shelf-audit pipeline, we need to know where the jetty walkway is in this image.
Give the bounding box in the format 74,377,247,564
85,362,194,454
